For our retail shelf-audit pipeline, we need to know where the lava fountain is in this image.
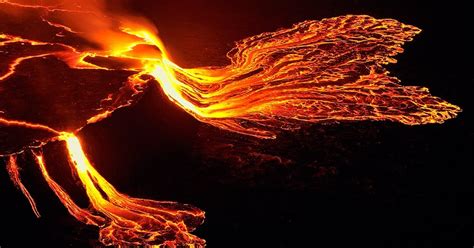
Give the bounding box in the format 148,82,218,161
0,0,460,246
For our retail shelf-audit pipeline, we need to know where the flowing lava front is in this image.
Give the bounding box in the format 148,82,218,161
0,0,461,246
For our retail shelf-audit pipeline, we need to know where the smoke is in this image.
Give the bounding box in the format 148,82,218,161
0,0,159,51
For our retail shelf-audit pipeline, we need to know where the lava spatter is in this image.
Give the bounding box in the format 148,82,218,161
0,0,460,246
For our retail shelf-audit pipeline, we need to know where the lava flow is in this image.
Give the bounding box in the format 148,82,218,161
36,133,205,246
0,0,460,246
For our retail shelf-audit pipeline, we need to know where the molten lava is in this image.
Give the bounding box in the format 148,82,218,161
6,155,41,218
0,0,460,246
34,133,205,246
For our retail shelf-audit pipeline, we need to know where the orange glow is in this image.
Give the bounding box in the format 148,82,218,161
57,133,205,246
145,17,461,138
0,117,60,134
31,133,205,246
0,0,461,246
34,152,106,226
6,155,41,218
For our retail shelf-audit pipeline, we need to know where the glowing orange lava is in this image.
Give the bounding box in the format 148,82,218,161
6,155,41,218
0,0,461,246
34,133,205,246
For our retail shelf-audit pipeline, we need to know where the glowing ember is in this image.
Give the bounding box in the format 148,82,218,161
0,0,460,246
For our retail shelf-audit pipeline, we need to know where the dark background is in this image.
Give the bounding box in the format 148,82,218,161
1,0,473,247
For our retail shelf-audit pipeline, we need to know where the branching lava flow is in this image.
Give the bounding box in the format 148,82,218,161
0,0,460,246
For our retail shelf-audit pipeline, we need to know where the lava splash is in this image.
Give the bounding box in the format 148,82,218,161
0,0,460,246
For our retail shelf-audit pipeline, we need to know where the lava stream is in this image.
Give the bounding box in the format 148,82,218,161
0,0,461,246
34,133,205,246
6,156,41,218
